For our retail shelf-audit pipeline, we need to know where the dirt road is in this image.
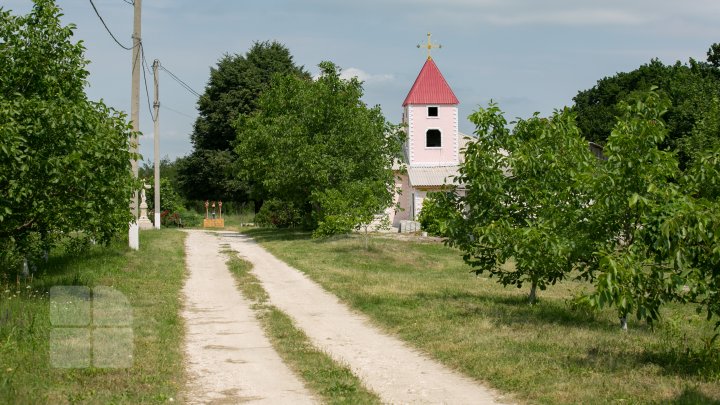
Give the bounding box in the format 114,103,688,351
182,230,316,404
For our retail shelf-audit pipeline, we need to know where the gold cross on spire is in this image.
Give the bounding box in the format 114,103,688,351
417,32,442,59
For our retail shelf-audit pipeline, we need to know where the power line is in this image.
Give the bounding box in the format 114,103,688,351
131,36,141,74
161,66,201,97
143,55,152,75
88,0,134,50
161,104,196,120
138,45,199,123
122,0,134,5
140,43,157,122
159,64,201,98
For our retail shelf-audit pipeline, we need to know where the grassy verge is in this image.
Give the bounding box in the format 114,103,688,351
223,250,381,405
222,213,256,232
244,228,720,405
0,229,187,404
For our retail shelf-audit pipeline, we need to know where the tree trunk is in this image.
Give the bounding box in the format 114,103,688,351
363,226,369,250
528,281,538,304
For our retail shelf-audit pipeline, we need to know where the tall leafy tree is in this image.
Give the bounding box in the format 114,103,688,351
178,42,308,204
192,41,308,151
573,56,720,167
707,42,720,68
235,62,403,233
435,91,720,329
436,103,595,303
579,90,720,329
175,150,245,201
0,0,136,265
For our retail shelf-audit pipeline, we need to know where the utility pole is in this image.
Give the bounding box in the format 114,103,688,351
128,0,142,250
153,59,161,229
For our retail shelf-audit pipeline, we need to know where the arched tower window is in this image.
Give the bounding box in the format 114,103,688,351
426,129,441,147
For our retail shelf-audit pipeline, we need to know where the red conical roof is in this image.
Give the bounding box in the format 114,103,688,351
402,58,459,106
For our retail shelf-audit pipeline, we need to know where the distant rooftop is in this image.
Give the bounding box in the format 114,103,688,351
402,58,459,106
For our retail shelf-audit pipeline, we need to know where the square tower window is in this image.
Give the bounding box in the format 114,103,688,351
426,129,441,147
428,106,438,117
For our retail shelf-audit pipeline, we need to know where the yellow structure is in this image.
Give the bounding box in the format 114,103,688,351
203,200,225,228
417,32,442,59
203,218,225,228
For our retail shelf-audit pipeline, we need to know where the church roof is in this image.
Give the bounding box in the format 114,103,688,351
402,58,459,106
407,166,460,187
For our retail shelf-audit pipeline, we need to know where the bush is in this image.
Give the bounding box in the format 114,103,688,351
1,2,136,261
148,178,184,215
178,207,204,228
254,199,302,228
417,191,456,236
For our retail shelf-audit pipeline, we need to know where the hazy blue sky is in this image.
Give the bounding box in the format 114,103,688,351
5,1,720,162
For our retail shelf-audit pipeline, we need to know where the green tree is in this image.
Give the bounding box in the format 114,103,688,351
578,90,720,329
192,41,308,151
0,0,136,266
707,42,720,68
436,88,720,327
144,178,184,215
139,156,181,191
313,180,393,248
178,42,308,205
572,57,720,167
235,61,403,233
438,103,595,303
175,149,246,202
417,190,456,237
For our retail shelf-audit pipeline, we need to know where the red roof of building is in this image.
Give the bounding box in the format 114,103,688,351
402,58,459,106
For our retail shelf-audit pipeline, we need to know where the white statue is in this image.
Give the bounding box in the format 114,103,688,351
140,182,150,207
137,182,154,230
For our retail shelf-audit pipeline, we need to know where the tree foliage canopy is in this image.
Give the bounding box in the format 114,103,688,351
235,61,403,233
0,0,136,264
175,149,245,201
579,91,720,326
191,41,309,151
432,90,720,327
436,104,596,302
573,55,720,167
178,41,308,203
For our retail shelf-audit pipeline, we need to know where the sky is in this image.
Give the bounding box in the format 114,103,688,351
5,0,720,163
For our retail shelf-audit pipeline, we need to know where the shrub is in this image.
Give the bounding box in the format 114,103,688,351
417,191,457,237
147,178,184,215
254,199,302,228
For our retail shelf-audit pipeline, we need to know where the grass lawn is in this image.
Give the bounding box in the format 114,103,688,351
244,228,720,405
224,251,381,404
221,213,256,231
0,229,187,404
